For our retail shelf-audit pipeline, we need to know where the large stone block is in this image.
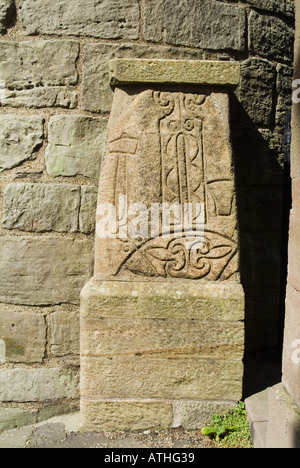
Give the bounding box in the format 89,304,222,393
79,186,98,234
50,309,79,357
80,400,173,432
19,0,140,39
3,183,81,232
0,116,44,172
0,41,79,108
0,368,79,402
46,115,107,179
249,11,294,63
0,309,46,363
81,355,243,401
247,0,294,17
0,237,94,305
143,0,246,51
0,0,15,34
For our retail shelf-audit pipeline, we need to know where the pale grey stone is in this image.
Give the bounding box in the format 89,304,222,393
0,236,94,305
81,42,206,113
0,368,79,402
19,0,140,39
249,11,294,63
175,401,236,429
143,0,246,51
46,115,107,179
236,58,276,126
3,183,81,233
0,116,44,172
49,310,79,357
0,0,14,33
0,310,46,363
0,407,38,432
79,186,98,234
0,40,79,108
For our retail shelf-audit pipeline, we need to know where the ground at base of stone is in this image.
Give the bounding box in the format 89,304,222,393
0,413,217,449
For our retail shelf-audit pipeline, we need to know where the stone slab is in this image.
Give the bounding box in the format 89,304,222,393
0,116,44,172
143,0,246,52
79,186,98,234
46,115,107,179
110,59,240,87
50,309,79,357
0,310,46,363
0,368,79,402
80,400,173,432
266,383,300,448
81,355,243,401
19,0,140,39
81,279,245,322
0,407,38,432
0,237,94,305
0,40,79,108
81,316,244,360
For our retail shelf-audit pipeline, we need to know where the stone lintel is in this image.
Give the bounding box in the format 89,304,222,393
109,58,241,87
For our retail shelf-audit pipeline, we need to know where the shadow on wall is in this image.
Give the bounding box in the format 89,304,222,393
230,95,289,397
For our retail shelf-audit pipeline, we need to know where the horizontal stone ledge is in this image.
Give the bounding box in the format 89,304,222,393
109,59,241,87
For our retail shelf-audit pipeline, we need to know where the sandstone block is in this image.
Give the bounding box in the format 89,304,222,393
0,310,46,363
110,59,240,87
0,40,79,108
81,279,245,322
0,237,94,305
249,11,294,63
0,116,44,172
143,0,246,51
50,309,79,357
46,115,107,179
247,0,294,17
276,64,294,128
175,401,236,429
81,316,244,360
3,183,80,232
19,0,140,39
80,400,173,432
0,407,38,432
237,58,276,126
0,368,79,402
81,355,243,401
79,186,98,234
0,0,14,34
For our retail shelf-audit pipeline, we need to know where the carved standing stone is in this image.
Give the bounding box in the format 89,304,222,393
80,59,245,432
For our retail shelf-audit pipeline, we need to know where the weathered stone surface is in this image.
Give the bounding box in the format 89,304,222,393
0,116,44,172
80,401,173,432
110,59,240,87
0,41,79,108
46,115,107,179
81,356,243,401
0,407,38,432
79,186,98,234
237,58,276,126
82,42,206,113
3,183,81,232
95,88,239,281
143,0,246,51
19,0,140,39
247,0,294,17
0,237,94,305
0,368,79,402
81,316,244,359
50,309,79,357
81,279,245,322
175,401,236,430
0,310,46,363
249,11,294,62
0,0,14,33
276,64,294,128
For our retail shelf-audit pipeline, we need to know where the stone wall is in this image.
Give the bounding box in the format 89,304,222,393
0,0,295,428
